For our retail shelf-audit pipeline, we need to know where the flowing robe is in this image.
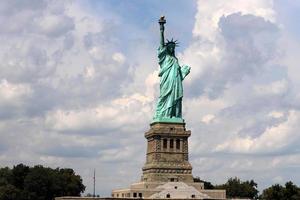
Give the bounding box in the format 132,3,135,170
154,46,189,119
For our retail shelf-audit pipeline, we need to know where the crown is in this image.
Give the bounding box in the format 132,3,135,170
166,38,179,47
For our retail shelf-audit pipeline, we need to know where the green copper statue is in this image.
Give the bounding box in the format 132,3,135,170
153,16,191,123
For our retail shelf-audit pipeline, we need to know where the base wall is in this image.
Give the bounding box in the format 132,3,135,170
55,198,218,200
111,181,225,199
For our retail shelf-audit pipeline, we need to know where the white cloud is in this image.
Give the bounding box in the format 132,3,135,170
112,52,126,64
201,114,215,124
0,79,33,119
83,66,96,79
268,111,284,119
46,107,118,131
254,79,288,96
182,11,280,99
99,145,137,162
36,14,74,37
0,79,32,103
45,95,152,133
88,47,103,60
193,0,275,40
215,111,300,154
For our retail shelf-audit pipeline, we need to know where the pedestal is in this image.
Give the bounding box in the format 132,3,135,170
141,122,193,183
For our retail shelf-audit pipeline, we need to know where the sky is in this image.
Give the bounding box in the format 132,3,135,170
0,0,300,196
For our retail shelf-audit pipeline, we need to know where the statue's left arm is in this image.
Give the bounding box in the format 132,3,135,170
181,65,191,80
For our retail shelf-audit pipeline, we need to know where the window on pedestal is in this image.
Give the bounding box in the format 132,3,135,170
163,139,167,149
176,139,180,149
170,139,174,148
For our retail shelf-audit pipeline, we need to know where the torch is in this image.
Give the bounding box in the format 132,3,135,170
158,16,166,31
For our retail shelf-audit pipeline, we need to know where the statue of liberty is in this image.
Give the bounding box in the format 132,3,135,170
153,16,191,123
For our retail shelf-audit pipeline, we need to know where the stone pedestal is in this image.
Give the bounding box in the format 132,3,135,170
141,122,193,183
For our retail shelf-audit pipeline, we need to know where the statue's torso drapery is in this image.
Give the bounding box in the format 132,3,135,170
154,46,184,119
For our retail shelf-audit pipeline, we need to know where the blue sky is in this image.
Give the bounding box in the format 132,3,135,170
83,0,197,52
0,0,300,197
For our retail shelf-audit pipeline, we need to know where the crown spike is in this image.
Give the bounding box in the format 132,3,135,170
166,38,179,47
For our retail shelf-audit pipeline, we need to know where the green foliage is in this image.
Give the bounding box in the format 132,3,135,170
215,177,259,199
260,181,300,200
0,185,22,200
12,164,29,190
0,164,85,200
284,181,300,199
0,167,13,186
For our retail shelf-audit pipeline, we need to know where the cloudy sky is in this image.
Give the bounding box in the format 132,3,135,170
1,0,300,196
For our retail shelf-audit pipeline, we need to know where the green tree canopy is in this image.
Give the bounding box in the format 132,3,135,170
12,164,29,190
215,177,259,199
0,167,13,186
0,164,85,200
0,184,22,200
260,181,300,200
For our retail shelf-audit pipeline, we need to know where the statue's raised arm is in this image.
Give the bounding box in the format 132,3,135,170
158,16,166,47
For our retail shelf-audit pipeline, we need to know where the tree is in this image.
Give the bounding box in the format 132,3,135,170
57,168,86,196
215,177,259,199
260,182,300,200
0,167,13,186
12,164,29,190
23,166,85,200
23,165,55,200
0,164,85,200
0,185,22,200
243,179,259,199
284,181,300,200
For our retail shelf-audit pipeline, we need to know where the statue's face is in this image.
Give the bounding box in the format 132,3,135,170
167,44,175,54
